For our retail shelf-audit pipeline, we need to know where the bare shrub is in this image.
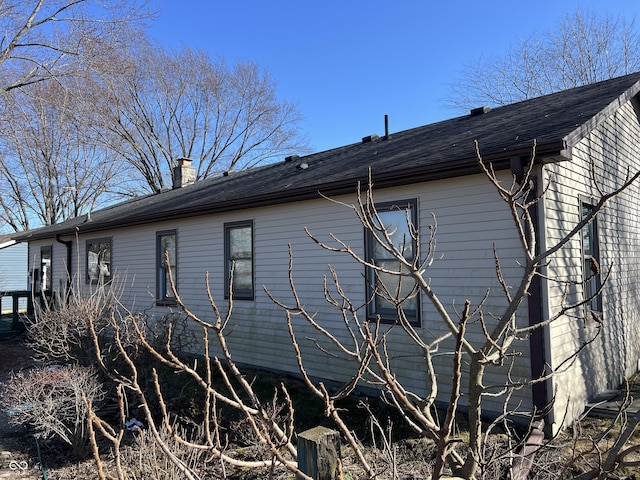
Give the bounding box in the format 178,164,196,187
26,276,124,365
84,273,312,480
118,422,213,480
1,364,105,458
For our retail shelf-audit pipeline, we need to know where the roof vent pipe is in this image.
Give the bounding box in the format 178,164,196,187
470,106,491,117
384,114,391,140
362,134,379,143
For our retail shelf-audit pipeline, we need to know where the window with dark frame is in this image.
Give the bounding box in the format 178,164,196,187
224,221,254,300
157,230,177,303
86,238,111,284
365,199,420,326
40,246,52,292
581,203,602,313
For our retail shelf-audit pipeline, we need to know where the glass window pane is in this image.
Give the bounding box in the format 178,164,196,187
581,203,601,312
583,231,591,255
375,292,396,312
40,247,52,291
231,259,252,290
164,271,174,297
230,227,251,258
374,209,414,259
100,244,110,277
87,240,111,282
375,294,418,314
161,235,176,267
376,261,416,299
582,205,593,255
157,232,176,301
88,250,98,280
226,222,253,298
366,200,419,324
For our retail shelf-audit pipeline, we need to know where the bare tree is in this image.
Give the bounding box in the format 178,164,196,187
449,9,640,111
0,2,303,227
0,0,151,94
0,80,122,230
0,1,152,231
81,272,313,480
267,146,640,479
94,43,309,193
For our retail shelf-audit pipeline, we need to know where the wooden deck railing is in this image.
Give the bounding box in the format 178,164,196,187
0,290,53,330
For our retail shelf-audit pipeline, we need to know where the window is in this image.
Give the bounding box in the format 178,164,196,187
86,238,111,284
581,203,602,312
225,221,253,299
365,199,420,325
40,246,52,292
157,230,177,303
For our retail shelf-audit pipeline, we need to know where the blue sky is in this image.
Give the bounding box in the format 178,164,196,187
148,0,640,153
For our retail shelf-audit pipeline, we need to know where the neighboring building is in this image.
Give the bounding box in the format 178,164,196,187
0,234,28,313
14,73,640,434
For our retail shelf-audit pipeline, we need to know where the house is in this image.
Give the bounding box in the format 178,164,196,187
0,234,28,290
0,234,28,314
14,73,640,434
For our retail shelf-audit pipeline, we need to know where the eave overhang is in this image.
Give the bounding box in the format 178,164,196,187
15,139,569,242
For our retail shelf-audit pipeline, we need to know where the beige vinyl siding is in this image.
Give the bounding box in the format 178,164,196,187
179,173,530,415
542,98,640,431
28,170,532,418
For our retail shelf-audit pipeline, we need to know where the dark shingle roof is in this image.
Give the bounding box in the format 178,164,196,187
17,72,640,241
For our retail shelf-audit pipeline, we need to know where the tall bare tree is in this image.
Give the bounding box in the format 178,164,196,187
0,0,150,94
449,9,640,111
0,1,151,232
0,80,123,230
95,44,309,194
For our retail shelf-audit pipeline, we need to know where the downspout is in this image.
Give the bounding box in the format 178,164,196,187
56,234,72,299
511,157,551,429
528,165,553,432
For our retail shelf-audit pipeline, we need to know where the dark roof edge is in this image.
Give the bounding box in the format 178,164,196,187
563,80,640,148
18,140,566,242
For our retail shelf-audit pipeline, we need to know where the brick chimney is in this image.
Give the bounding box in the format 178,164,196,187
173,158,195,189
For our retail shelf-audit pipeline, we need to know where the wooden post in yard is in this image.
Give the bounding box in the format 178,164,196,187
11,292,19,330
297,426,340,480
511,419,545,480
